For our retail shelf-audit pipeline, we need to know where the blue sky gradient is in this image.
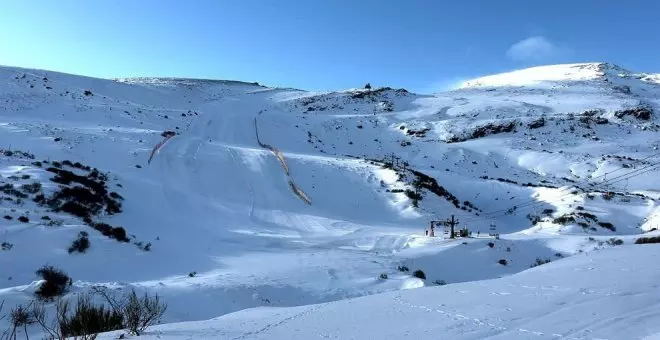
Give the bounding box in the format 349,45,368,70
1,0,658,92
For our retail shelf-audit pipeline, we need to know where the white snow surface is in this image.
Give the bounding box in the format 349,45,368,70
98,244,660,339
0,62,659,338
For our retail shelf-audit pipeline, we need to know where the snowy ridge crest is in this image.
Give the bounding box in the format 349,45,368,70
459,62,632,88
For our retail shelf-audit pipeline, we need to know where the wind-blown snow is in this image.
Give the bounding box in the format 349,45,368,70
459,62,624,88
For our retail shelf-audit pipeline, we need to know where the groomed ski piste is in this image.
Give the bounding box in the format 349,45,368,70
0,62,659,338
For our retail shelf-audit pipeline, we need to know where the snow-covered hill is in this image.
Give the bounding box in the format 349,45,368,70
0,62,659,338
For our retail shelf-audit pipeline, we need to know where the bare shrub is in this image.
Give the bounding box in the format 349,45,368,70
94,287,167,336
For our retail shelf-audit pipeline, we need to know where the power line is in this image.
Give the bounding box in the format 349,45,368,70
478,152,660,218
460,158,660,224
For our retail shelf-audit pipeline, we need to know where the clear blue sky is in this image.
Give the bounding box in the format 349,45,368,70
1,0,658,93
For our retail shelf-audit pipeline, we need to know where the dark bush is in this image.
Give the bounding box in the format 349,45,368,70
1,183,28,198
577,212,598,221
487,242,495,248
606,238,624,246
530,258,552,268
83,90,93,96
498,259,508,266
68,231,90,254
188,272,197,278
35,265,72,300
635,236,660,244
1,241,13,250
379,273,388,280
397,265,409,272
17,216,29,223
614,107,652,121
598,222,616,231
3,215,12,220
412,269,426,280
21,181,42,194
409,170,463,209
91,223,129,242
433,280,447,286
58,294,124,338
553,215,576,225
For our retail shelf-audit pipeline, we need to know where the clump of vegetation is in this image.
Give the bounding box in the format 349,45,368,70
614,106,652,121
68,231,91,254
397,265,409,272
35,265,72,300
56,294,124,338
498,259,508,266
530,258,552,268
21,181,42,194
7,303,34,339
1,241,13,251
606,238,624,246
379,273,388,280
553,214,576,225
90,222,129,242
188,272,197,278
635,236,660,244
433,280,447,286
27,288,167,339
0,183,28,199
412,269,426,280
598,222,616,231
17,216,29,223
447,121,517,143
404,189,422,207
409,169,462,208
487,242,495,248
93,288,167,336
42,167,122,219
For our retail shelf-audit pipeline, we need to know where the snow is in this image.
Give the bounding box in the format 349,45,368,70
459,62,622,88
0,62,659,338
97,244,660,339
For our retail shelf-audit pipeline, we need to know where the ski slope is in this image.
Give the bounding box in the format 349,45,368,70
0,62,659,338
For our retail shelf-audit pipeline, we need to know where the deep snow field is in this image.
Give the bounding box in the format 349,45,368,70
1,62,660,339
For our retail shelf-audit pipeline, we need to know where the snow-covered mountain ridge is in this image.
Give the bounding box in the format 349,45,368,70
0,62,658,339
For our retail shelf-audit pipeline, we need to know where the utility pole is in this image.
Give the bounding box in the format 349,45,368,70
445,215,459,239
